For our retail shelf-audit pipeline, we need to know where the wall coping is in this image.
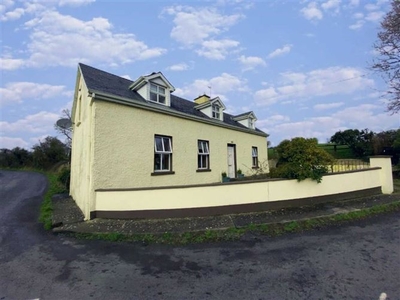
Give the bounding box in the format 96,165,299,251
95,167,381,192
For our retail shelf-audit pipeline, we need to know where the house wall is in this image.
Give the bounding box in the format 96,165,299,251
94,166,386,218
70,76,95,219
91,100,268,191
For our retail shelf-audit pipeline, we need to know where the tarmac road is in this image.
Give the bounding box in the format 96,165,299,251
0,170,399,300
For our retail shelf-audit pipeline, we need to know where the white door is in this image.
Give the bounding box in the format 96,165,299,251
227,145,236,178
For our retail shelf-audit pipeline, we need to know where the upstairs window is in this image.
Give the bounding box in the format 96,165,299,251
150,83,166,104
198,140,210,170
212,104,220,119
249,118,254,129
154,135,172,172
252,147,258,168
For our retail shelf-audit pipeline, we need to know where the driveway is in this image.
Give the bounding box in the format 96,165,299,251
0,170,399,299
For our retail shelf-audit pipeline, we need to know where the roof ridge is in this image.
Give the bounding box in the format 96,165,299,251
78,63,134,84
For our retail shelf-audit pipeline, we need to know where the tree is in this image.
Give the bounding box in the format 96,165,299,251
270,137,335,183
54,109,73,148
371,0,400,114
330,129,374,158
0,147,32,168
32,136,68,170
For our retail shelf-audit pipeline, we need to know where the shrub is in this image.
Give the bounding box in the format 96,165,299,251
57,167,70,193
271,137,335,183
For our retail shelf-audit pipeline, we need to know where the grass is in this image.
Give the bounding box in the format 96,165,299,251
318,143,355,159
69,201,400,245
393,178,400,193
38,171,68,230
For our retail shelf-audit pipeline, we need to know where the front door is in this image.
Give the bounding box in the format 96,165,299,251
227,144,236,178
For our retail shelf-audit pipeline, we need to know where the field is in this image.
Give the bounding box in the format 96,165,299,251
318,143,355,159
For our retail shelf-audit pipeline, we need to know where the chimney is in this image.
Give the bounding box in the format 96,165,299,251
194,94,210,105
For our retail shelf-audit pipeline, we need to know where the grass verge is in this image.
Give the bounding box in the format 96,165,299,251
39,172,67,230
69,201,400,245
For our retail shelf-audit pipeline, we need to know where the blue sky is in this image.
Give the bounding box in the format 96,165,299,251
1,0,399,149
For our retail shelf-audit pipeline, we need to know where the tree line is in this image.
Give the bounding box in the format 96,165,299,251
0,136,69,170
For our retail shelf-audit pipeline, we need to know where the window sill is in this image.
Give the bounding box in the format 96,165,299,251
196,169,212,173
151,171,175,176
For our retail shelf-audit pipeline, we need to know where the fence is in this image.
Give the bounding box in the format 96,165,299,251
328,159,370,173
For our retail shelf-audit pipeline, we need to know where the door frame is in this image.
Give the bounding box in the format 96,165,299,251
227,143,237,178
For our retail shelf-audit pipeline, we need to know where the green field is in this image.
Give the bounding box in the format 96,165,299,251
318,143,355,159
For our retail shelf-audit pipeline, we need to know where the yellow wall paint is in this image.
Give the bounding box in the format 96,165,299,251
95,168,383,212
91,100,268,190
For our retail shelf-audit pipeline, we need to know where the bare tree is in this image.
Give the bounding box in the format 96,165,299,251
371,0,400,114
55,109,72,148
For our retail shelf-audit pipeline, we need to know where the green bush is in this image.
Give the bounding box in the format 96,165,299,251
57,167,70,193
271,137,335,183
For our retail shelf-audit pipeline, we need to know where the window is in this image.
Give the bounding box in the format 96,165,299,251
252,147,258,168
212,104,220,119
198,140,210,170
154,136,172,172
150,83,166,104
248,118,254,129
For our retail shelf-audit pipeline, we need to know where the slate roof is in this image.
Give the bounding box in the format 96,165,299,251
79,63,266,135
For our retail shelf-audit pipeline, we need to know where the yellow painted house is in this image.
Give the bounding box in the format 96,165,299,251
70,63,269,220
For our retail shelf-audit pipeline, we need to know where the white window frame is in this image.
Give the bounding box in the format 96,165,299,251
212,104,220,119
248,118,254,129
149,83,166,105
252,146,258,168
154,135,172,172
198,140,210,170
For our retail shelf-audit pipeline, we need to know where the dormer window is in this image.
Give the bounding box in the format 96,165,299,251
150,83,166,104
249,118,254,129
212,104,220,119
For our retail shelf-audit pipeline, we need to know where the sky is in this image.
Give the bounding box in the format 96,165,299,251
1,0,399,149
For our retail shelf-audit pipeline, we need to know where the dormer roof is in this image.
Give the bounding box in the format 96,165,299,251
194,96,226,110
232,111,257,121
129,72,175,92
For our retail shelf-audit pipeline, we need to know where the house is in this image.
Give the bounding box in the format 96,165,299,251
70,63,269,220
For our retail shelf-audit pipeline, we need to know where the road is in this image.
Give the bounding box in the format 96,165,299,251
0,170,399,300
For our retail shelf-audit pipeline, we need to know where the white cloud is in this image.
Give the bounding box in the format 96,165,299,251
164,5,243,59
167,63,190,71
238,55,266,71
268,44,292,59
321,0,341,12
196,39,240,60
313,102,344,110
349,20,365,30
58,0,95,7
2,10,166,69
365,3,379,11
165,6,243,46
0,137,29,149
300,2,323,21
174,73,246,100
365,11,385,22
348,0,359,7
0,111,60,134
353,12,363,19
0,57,25,70
0,82,71,106
0,7,24,21
255,66,374,107
120,75,132,80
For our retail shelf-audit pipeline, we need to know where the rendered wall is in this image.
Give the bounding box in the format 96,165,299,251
70,75,95,219
91,100,268,191
95,168,383,214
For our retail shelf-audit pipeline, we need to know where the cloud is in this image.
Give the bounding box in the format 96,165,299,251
268,44,292,59
238,55,266,71
174,73,246,100
0,137,29,149
300,2,323,21
0,82,71,106
166,62,191,71
313,102,344,110
254,66,374,107
2,10,166,69
196,39,240,60
0,0,94,22
365,11,385,22
164,5,243,60
349,1,388,30
0,111,60,134
321,0,341,13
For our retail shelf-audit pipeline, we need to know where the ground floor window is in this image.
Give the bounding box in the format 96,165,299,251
252,146,258,168
154,135,172,171
198,140,210,170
